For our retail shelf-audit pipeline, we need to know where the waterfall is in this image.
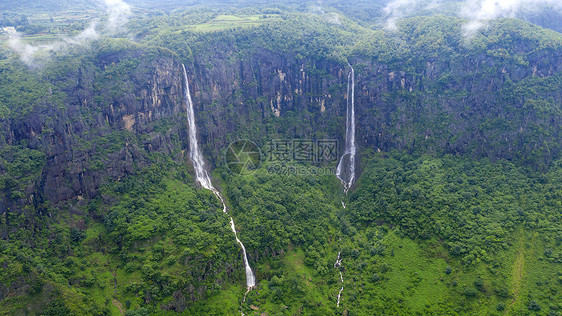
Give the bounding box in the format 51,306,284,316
333,64,356,308
182,65,256,290
336,64,356,192
334,250,344,307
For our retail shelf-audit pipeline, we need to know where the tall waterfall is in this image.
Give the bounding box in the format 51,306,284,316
336,64,356,192
182,65,256,289
333,64,356,309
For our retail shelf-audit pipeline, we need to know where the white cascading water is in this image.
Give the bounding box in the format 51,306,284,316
334,64,356,308
334,250,344,307
182,65,256,290
336,64,356,192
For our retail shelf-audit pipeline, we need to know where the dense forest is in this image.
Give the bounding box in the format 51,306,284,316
0,0,561,315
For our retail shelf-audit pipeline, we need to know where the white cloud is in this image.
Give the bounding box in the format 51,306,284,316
383,0,445,31
382,0,562,36
309,4,324,15
461,0,562,37
325,13,342,25
5,0,133,67
383,0,412,31
102,0,132,33
7,29,54,67
5,22,100,67
308,1,342,25
63,22,100,45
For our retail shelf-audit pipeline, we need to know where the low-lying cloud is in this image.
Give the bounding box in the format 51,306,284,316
382,0,562,36
103,0,132,33
461,0,562,37
6,22,99,67
64,22,100,44
308,1,342,25
6,28,42,66
4,0,131,67
383,0,444,31
383,0,414,31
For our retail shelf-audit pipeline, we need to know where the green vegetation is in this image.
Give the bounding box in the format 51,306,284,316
0,159,246,314
0,2,561,315
344,152,562,314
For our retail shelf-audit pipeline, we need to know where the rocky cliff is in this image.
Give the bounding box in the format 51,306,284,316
2,20,561,215
185,29,561,170
0,46,186,228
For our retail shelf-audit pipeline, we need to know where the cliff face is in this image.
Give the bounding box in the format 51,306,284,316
186,48,349,160
0,49,185,221
186,45,561,168
353,51,562,160
1,38,560,215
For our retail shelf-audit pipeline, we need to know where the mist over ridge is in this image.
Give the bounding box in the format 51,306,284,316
2,0,560,67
